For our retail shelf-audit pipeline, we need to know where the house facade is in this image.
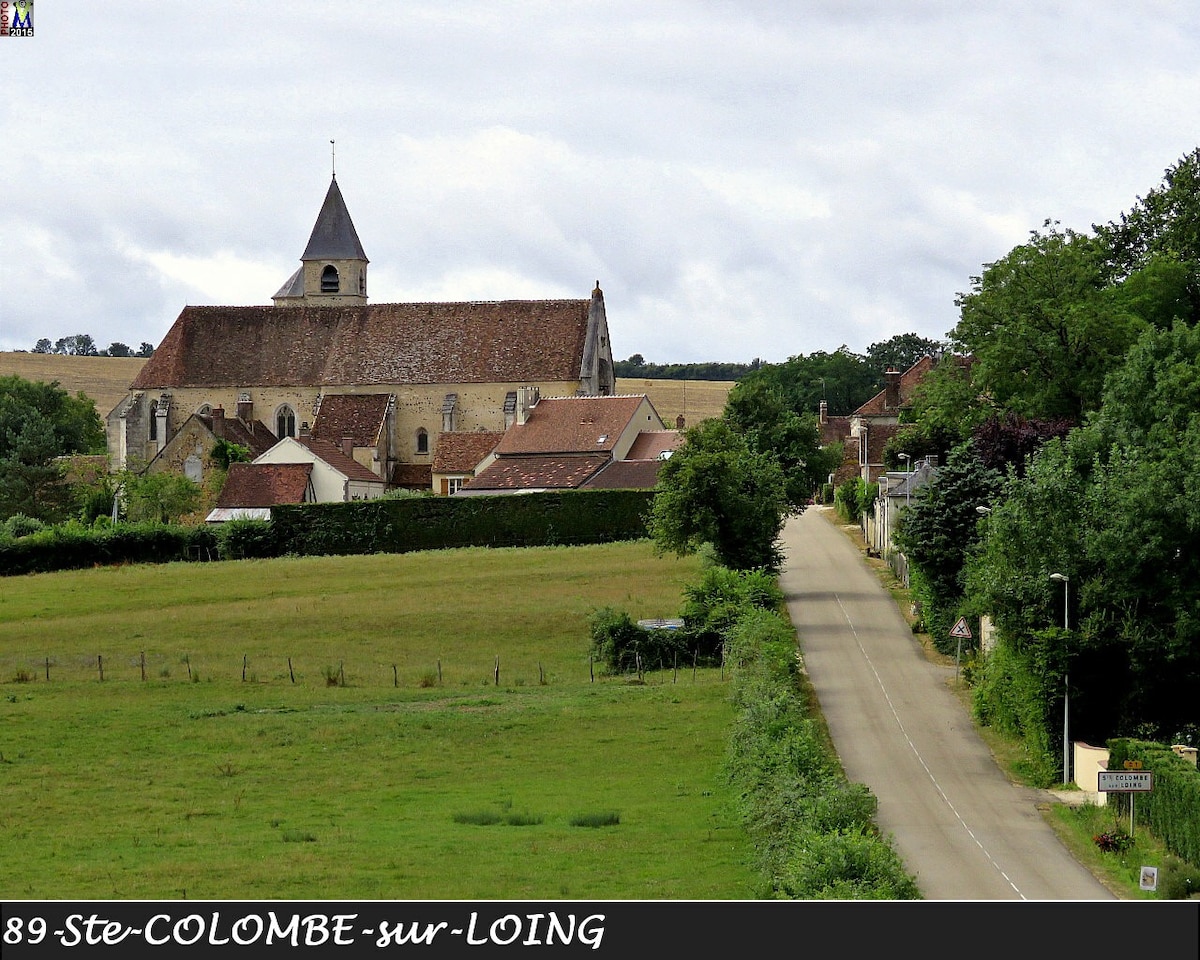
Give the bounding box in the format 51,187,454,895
106,177,617,486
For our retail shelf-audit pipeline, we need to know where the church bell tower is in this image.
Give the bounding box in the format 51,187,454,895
273,175,369,307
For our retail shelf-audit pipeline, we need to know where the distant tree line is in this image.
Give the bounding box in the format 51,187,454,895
29,335,154,358
613,355,764,381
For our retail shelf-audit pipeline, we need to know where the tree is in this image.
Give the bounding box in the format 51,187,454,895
724,378,839,507
951,222,1147,424
119,471,201,524
865,333,944,376
649,418,790,571
103,342,134,357
32,339,52,354
730,347,878,419
0,375,106,522
136,343,155,357
894,441,1002,649
53,334,99,357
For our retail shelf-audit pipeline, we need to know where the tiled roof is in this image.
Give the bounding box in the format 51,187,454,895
853,356,936,417
864,423,900,465
216,462,312,508
820,414,852,445
200,414,278,458
462,454,609,491
432,431,503,473
391,463,433,488
130,300,592,389
582,459,664,489
311,393,391,447
625,430,682,460
493,395,651,456
293,436,386,483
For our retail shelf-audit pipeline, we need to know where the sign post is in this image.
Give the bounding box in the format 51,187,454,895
950,617,972,684
1097,771,1153,836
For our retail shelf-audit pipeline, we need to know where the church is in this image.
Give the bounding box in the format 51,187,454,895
106,176,617,488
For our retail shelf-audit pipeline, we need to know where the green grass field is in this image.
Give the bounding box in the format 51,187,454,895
0,542,757,900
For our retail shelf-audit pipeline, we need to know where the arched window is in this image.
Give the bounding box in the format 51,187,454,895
321,264,340,293
276,405,297,439
358,269,365,295
148,399,158,441
416,428,429,455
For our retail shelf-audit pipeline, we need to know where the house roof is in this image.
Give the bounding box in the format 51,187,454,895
819,414,852,446
432,431,504,473
493,395,654,456
625,430,682,461
582,459,664,489
292,436,387,483
852,356,936,417
215,462,313,508
311,393,391,447
200,413,278,458
301,177,368,262
391,463,433,489
462,454,609,491
130,299,594,389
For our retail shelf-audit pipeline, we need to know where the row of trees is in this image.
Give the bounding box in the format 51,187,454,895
647,332,944,571
888,148,1200,774
30,335,154,358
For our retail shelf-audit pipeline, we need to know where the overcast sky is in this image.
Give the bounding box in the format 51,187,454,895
3,2,1199,364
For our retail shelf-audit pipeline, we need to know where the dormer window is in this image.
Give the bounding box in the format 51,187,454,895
321,264,340,293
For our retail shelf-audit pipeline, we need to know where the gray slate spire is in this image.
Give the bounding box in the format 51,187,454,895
301,178,368,262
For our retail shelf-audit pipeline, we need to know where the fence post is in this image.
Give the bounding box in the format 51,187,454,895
98,655,104,682
288,657,295,683
140,651,146,682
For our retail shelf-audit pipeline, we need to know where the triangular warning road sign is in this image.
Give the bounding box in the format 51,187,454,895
949,617,972,639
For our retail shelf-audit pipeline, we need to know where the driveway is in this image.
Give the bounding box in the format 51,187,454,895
778,507,1115,900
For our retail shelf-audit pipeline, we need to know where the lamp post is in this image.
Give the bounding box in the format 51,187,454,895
1050,573,1070,785
898,453,911,506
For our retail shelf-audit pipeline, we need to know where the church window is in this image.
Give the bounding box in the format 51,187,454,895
149,400,158,441
321,264,340,293
416,428,429,455
276,405,297,439
358,269,365,295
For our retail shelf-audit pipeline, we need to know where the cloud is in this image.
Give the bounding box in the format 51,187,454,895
4,2,1200,364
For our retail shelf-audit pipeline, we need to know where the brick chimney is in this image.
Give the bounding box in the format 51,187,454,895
884,369,901,411
517,385,540,425
299,421,311,439
341,437,354,458
211,406,225,439
236,394,253,422
675,414,686,430
819,399,828,425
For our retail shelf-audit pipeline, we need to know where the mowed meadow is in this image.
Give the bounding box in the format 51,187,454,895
0,542,759,901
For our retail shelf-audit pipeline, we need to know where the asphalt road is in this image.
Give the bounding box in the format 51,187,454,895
778,507,1115,900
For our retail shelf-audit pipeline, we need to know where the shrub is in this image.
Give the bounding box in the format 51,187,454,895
4,514,45,538
215,519,281,560
569,812,620,828
588,607,684,675
1093,830,1134,854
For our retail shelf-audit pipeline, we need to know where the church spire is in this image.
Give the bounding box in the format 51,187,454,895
274,176,369,306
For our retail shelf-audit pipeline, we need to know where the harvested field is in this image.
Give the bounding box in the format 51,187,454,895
1,353,734,427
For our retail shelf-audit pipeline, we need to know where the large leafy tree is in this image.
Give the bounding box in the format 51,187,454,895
724,379,839,507
649,418,790,571
894,441,1002,649
951,222,1149,424
865,333,944,376
0,375,105,521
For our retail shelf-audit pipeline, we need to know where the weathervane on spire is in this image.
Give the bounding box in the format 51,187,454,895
331,140,336,180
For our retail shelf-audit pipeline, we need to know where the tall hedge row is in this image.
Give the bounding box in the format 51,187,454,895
269,489,654,557
1106,738,1200,868
0,490,655,575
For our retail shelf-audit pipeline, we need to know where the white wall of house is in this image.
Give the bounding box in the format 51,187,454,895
254,438,387,503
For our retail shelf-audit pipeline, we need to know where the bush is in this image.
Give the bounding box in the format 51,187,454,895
215,519,282,560
4,514,45,538
588,607,684,675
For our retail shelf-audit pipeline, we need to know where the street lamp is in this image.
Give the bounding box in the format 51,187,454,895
1050,573,1070,785
897,453,911,506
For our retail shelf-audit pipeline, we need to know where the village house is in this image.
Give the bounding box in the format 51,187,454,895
107,176,617,492
457,390,679,495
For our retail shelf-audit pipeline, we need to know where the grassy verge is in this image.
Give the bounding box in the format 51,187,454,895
0,542,757,900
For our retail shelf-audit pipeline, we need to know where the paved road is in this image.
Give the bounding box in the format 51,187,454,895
778,507,1115,900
